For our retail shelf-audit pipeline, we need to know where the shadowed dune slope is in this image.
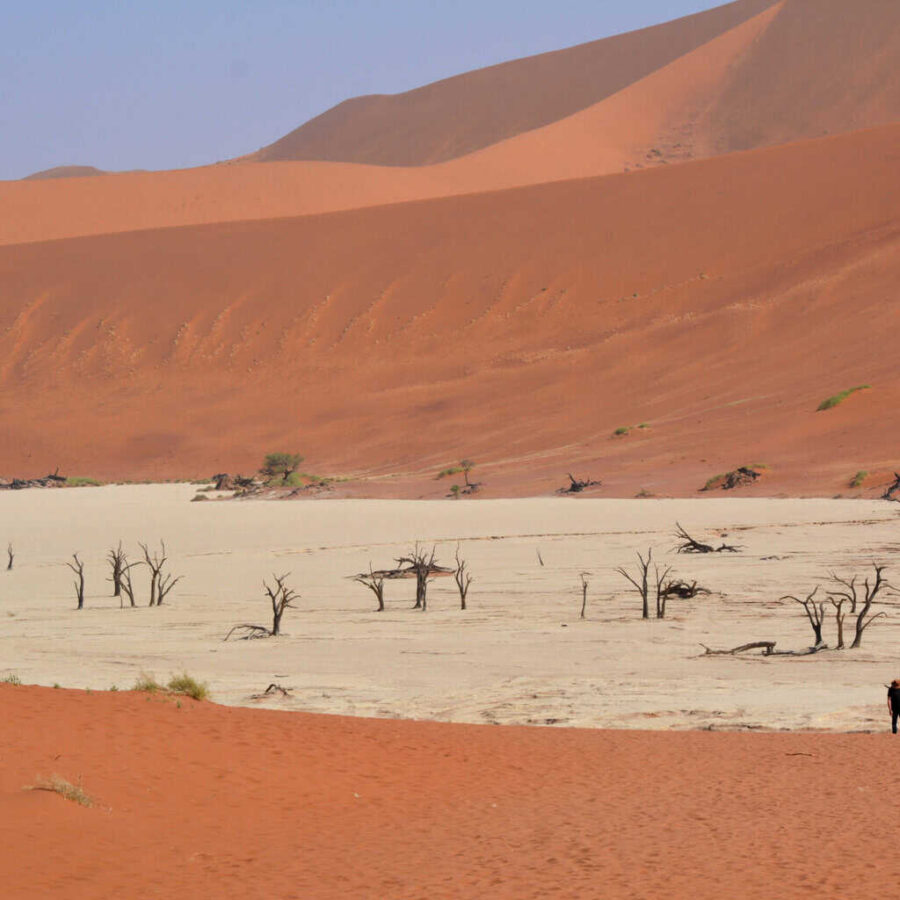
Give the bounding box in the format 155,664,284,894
256,0,900,167
0,125,898,493
22,165,107,180
255,0,776,165
3,685,900,899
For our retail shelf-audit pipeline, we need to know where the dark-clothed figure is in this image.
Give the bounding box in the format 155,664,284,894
887,680,900,733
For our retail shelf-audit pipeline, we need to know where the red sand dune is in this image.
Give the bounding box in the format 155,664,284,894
0,124,898,493
4,0,899,249
1,684,898,899
257,0,900,167
255,0,777,166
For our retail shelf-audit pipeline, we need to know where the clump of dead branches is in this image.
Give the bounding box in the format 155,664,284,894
558,474,601,494
673,523,739,554
349,545,454,612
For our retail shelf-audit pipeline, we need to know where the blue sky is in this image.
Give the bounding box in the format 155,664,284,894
2,1,728,179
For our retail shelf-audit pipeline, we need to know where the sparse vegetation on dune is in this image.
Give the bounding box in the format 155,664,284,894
132,672,209,700
817,385,870,411
850,470,868,488
25,774,92,807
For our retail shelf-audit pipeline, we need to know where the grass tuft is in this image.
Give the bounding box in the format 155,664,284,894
166,673,210,701
2,673,22,685
132,672,163,693
612,426,631,437
850,470,868,488
65,477,102,487
26,775,92,807
817,385,870,411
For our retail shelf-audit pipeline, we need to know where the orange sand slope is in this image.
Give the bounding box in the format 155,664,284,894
0,124,898,492
2,685,898,899
4,0,899,248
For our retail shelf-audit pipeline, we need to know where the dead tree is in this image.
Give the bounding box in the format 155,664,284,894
106,541,127,597
781,587,827,647
882,473,900,501
559,474,601,494
850,564,891,649
617,549,674,619
673,523,738,554
397,545,437,611
119,561,140,608
224,573,299,640
66,553,86,610
828,593,848,650
454,545,473,611
140,541,182,606
579,573,589,619
6,542,13,571
353,564,386,612
265,574,298,636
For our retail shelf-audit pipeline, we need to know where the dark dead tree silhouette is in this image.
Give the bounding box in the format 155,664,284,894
106,541,127,597
454,545,473,611
66,553,86,610
139,542,182,607
673,523,739,554
849,565,891,649
6,542,13,571
397,544,437,611
353,564,386,612
579,573,589,619
225,574,299,640
781,586,827,647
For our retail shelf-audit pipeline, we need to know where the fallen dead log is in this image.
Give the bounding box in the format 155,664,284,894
701,641,777,656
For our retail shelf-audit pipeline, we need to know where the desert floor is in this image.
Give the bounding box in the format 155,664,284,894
2,485,899,731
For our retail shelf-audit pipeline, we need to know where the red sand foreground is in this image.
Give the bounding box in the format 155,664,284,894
1,684,896,899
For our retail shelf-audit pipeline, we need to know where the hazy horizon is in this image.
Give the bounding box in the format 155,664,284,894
3,0,738,180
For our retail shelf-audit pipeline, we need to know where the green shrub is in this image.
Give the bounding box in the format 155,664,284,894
260,452,303,482
65,477,102,488
166,673,209,701
2,673,22,685
612,426,631,437
817,385,870,411
850,470,868,488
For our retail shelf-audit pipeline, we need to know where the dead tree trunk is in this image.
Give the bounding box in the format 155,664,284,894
579,573,589,619
673,522,738,554
353,565,386,612
616,549,653,619
66,553,85,610
106,541,126,597
701,641,777,656
882,473,900,501
827,595,848,650
782,587,827,646
120,562,140,608
454,545,472,611
6,542,13,571
140,542,181,606
850,564,890,649
398,545,437,611
265,574,299,636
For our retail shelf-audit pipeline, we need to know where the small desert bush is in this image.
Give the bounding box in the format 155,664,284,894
612,426,630,437
817,385,870,411
437,465,464,479
166,673,209,701
850,470,868,488
2,673,22,685
26,775,92,807
132,672,164,693
65,476,102,487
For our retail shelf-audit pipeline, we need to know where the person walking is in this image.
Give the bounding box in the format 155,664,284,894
888,679,900,733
